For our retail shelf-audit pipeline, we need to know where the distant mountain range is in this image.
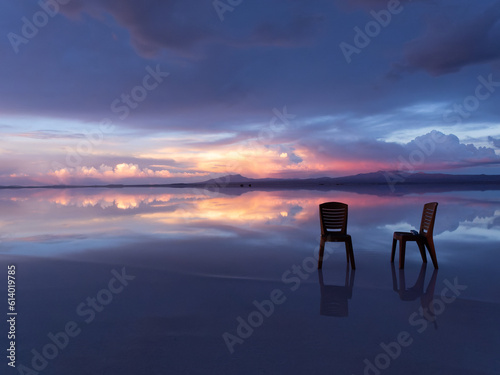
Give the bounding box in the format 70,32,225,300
192,171,500,187
159,171,500,195
2,172,500,194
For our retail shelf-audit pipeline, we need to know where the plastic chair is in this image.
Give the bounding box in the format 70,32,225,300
391,202,439,269
318,202,355,269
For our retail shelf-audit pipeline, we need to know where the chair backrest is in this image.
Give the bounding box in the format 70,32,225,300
419,202,438,238
319,202,348,236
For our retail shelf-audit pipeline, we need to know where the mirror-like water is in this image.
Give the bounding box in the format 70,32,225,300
0,187,499,374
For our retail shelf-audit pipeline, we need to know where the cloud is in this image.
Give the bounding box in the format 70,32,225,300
404,131,499,167
4,130,499,185
276,145,303,164
44,191,177,210
16,130,85,140
47,163,208,184
4,0,498,136
297,130,500,176
488,136,500,148
392,2,500,76
60,0,325,56
61,0,216,56
1,1,500,185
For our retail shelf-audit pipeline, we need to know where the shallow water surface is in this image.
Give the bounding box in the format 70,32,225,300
0,187,499,374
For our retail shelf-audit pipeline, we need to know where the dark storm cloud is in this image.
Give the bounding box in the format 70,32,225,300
393,1,500,76
60,0,326,55
0,0,331,127
60,0,217,56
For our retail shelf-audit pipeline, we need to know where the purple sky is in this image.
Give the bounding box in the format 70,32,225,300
1,0,500,185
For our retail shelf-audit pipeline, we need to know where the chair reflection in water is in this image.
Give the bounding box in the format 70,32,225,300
318,266,355,317
391,202,439,269
391,263,439,327
318,202,355,270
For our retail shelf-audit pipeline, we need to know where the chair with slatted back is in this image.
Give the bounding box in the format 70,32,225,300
391,202,439,269
318,202,355,269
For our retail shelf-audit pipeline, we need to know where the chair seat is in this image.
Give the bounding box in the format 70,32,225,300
393,232,420,240
323,233,351,241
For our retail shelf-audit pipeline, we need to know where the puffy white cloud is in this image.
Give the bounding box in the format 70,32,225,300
297,130,500,175
405,131,499,166
48,163,208,184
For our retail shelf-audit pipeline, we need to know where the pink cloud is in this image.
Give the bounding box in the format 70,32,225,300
46,163,208,184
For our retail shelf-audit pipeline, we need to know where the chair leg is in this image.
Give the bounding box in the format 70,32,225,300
425,238,439,269
391,238,397,263
417,239,427,263
399,240,406,269
318,237,326,269
346,237,355,270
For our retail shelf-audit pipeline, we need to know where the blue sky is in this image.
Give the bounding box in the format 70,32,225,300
1,0,499,185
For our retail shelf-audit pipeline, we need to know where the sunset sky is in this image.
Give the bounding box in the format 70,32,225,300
1,0,500,185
